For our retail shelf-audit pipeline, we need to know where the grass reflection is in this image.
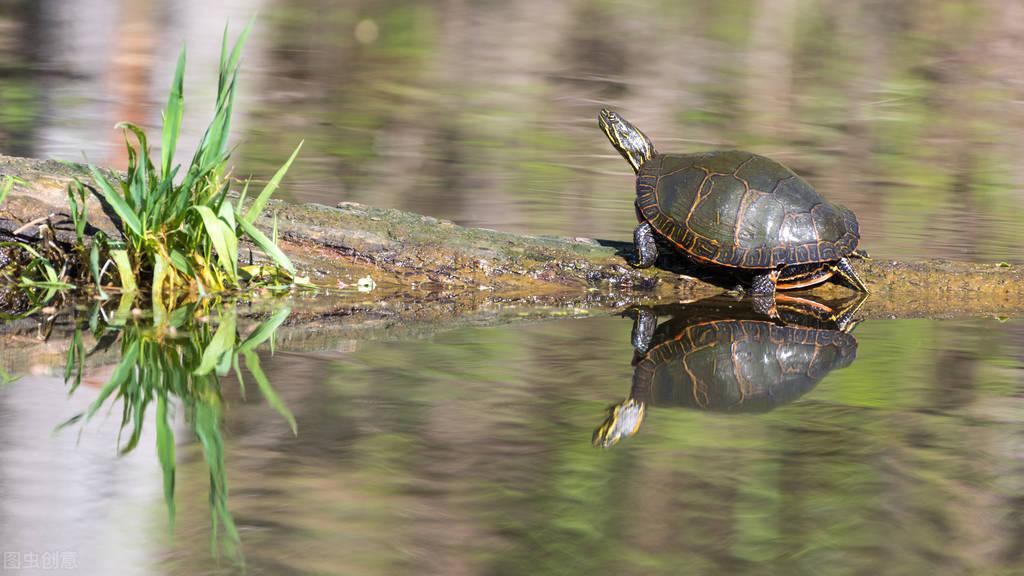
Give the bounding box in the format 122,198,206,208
59,300,295,560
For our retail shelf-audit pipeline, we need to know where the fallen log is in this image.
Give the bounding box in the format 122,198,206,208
2,153,1023,319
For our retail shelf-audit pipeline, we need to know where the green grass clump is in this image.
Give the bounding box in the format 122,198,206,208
1,22,312,315
81,20,305,308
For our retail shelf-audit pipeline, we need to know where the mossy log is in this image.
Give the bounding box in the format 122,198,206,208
2,153,1023,319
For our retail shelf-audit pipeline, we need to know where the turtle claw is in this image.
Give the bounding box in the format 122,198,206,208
724,285,745,298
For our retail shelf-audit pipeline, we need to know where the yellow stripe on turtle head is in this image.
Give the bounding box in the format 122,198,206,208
599,109,656,174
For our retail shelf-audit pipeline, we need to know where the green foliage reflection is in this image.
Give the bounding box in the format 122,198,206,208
60,301,295,560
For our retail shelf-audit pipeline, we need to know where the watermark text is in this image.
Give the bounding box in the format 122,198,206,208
2,551,78,571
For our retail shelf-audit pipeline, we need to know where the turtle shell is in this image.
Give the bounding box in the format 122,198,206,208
633,318,857,413
635,151,860,268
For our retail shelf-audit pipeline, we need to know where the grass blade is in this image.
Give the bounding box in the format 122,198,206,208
193,402,240,556
0,365,19,387
194,313,237,376
84,338,140,420
89,166,143,237
237,307,290,353
67,179,89,243
217,200,239,276
156,395,177,527
110,248,138,292
89,240,109,300
236,218,295,275
20,278,75,290
0,175,20,205
243,350,296,434
220,17,253,99
162,47,186,179
117,122,154,211
192,205,238,281
232,354,247,400
0,241,42,259
243,140,302,224
119,388,150,455
237,178,250,209
168,249,193,276
152,250,171,317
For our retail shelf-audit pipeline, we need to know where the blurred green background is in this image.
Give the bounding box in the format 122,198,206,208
2,0,1023,260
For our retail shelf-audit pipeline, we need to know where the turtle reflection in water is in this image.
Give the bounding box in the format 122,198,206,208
594,295,863,448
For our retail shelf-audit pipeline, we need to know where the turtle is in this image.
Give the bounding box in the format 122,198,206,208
593,294,863,448
598,109,869,295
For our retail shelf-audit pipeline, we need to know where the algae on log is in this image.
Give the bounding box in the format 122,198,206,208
3,153,1024,318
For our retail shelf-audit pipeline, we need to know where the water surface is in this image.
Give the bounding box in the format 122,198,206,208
1,309,1023,575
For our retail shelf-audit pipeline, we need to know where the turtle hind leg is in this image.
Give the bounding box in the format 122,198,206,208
833,257,869,293
631,222,658,268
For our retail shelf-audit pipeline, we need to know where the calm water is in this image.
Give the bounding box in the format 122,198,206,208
3,1,1024,575
2,306,1024,575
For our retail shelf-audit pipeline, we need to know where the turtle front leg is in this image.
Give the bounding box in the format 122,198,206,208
629,306,658,354
750,268,780,320
749,268,779,296
751,294,776,316
631,221,658,268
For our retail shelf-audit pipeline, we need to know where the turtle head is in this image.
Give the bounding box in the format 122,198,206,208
592,398,647,448
599,109,656,174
